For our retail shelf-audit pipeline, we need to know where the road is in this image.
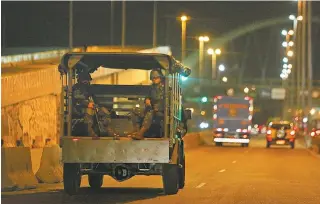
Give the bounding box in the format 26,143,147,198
2,135,320,204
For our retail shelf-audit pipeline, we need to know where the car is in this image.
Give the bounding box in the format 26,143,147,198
266,121,295,149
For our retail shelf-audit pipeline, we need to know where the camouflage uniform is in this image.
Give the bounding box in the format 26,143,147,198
73,72,115,137
96,106,116,137
72,73,97,137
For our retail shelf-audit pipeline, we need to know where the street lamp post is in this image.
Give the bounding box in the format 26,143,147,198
207,48,221,83
69,1,73,50
198,36,209,85
153,1,157,47
121,0,126,50
180,15,188,62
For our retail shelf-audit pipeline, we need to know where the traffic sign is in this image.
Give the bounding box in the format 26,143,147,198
271,88,286,100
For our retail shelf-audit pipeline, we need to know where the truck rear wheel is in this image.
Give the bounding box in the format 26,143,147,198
63,163,81,195
162,164,179,195
215,142,222,146
88,174,103,189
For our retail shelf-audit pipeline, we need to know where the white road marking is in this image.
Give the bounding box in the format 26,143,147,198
219,169,226,173
196,182,206,188
232,160,237,164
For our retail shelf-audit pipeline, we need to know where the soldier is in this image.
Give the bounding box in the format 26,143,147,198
72,72,97,137
130,69,164,140
73,72,115,137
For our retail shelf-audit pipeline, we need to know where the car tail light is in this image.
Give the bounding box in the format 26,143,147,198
290,130,295,136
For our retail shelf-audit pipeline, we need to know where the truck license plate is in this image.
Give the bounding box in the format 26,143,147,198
276,140,285,145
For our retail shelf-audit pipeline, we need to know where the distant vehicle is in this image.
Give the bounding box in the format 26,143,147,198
212,96,253,147
266,120,295,149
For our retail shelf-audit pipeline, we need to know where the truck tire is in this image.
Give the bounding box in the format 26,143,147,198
162,164,179,195
178,155,185,189
63,163,81,195
215,142,222,146
88,174,103,189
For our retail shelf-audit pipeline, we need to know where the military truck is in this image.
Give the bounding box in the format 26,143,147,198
58,52,192,195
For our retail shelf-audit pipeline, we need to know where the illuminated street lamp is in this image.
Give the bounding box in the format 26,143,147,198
288,30,294,35
282,42,288,47
287,50,294,57
218,64,225,72
207,47,221,81
289,15,295,20
288,64,293,69
198,36,210,82
180,15,189,62
283,64,288,69
244,87,249,94
281,29,288,36
288,41,294,47
222,76,228,82
283,57,289,63
297,15,303,21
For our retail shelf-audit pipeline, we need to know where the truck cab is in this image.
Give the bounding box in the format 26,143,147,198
58,52,192,195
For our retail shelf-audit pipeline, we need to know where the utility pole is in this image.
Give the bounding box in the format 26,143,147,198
153,1,157,47
69,1,73,50
110,0,114,45
307,1,313,112
301,0,307,116
121,0,126,49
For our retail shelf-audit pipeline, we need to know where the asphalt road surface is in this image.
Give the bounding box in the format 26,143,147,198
2,135,320,204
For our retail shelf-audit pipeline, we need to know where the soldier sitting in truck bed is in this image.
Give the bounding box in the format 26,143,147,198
130,69,165,140
73,72,115,137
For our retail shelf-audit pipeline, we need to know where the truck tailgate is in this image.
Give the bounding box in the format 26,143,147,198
61,137,169,163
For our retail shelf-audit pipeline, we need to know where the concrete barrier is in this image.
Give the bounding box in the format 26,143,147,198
1,147,38,191
199,131,213,146
183,133,201,149
35,145,63,184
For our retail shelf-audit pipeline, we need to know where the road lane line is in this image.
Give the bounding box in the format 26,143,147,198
219,169,226,173
232,160,237,164
196,182,206,188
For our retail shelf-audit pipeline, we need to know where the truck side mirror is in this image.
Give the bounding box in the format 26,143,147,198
184,109,192,120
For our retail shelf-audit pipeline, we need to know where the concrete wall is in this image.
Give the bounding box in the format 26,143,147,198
2,94,59,147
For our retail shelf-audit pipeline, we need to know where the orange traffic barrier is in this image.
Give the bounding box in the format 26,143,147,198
1,147,38,191
35,144,63,183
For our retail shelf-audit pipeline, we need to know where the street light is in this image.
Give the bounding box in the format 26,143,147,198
244,87,249,93
289,15,295,20
198,36,210,83
180,15,189,62
283,57,288,63
288,64,293,69
207,47,221,81
288,41,294,46
297,15,303,21
222,77,228,82
282,42,288,47
281,30,287,36
288,30,294,35
283,64,288,69
287,50,294,57
218,64,225,72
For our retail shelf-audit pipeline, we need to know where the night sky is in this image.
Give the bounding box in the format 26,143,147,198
2,1,320,79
